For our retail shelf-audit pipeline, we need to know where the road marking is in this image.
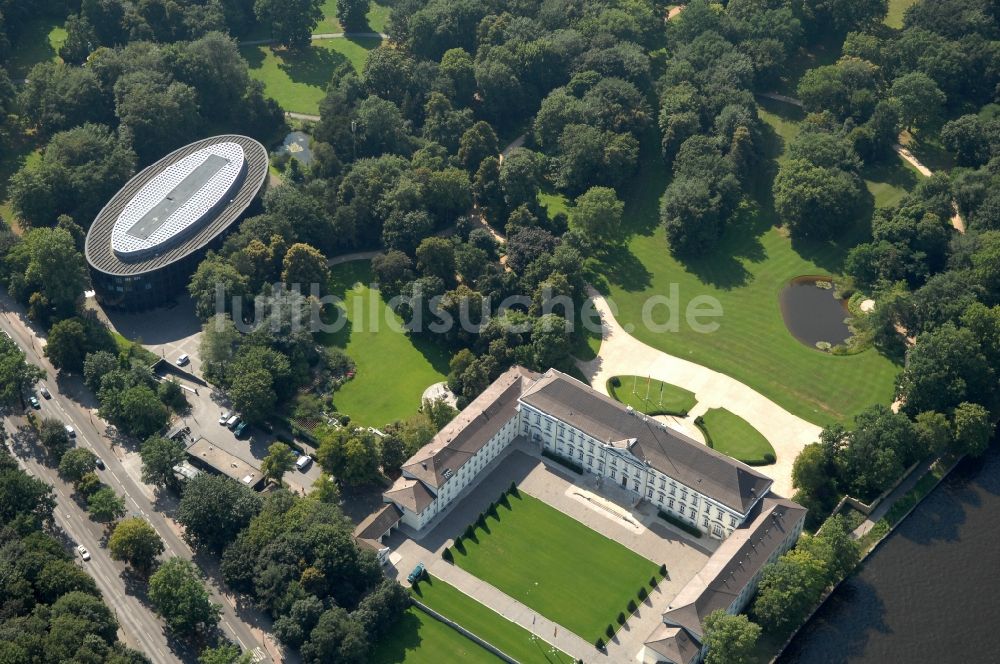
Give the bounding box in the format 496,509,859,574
250,647,265,662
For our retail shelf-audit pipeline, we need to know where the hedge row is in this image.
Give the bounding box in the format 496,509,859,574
541,449,584,474
657,509,703,538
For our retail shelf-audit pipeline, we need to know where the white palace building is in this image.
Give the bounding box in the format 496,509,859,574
362,366,806,663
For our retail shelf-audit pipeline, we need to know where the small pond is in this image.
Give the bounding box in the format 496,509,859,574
279,131,313,165
779,276,852,350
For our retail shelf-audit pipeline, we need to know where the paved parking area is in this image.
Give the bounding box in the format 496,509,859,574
93,295,205,373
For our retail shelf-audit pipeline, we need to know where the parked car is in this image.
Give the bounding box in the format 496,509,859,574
296,455,313,471
39,385,51,399
218,411,231,425
176,354,190,366
407,562,425,584
64,425,76,438
76,545,90,561
95,458,105,470
226,415,240,430
233,421,248,438
28,396,40,409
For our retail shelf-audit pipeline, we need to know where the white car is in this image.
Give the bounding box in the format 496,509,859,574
296,455,313,471
64,425,76,438
176,354,190,366
218,410,231,425
77,545,91,561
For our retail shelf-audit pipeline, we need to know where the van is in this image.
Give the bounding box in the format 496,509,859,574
226,415,240,429
176,354,190,366
296,455,312,471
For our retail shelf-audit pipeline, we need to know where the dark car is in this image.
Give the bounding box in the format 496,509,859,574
28,396,40,409
39,385,51,399
95,458,105,470
407,562,425,584
233,421,248,438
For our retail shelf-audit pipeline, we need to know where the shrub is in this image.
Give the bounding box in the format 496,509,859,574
657,510,702,538
595,638,604,650
442,548,453,562
476,513,486,528
659,563,668,576
764,452,776,464
617,612,626,625
638,587,647,600
464,525,475,540
610,376,621,388
509,481,518,496
606,624,615,638
541,449,584,474
627,599,637,612
649,576,657,588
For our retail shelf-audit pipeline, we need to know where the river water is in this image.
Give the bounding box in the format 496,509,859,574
778,445,1000,663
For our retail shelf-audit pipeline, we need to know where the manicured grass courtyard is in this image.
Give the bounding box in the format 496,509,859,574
411,576,572,664
449,491,661,643
369,607,503,664
242,36,381,114
696,408,777,466
607,376,697,416
319,261,450,426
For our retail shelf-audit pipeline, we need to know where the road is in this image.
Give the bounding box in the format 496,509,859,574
0,299,280,664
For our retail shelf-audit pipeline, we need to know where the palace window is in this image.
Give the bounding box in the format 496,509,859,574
681,489,688,501
730,516,737,527
657,492,665,504
716,508,723,519
632,479,639,491
578,449,584,460
659,478,666,489
669,486,676,496
668,498,675,509
689,507,696,519
646,487,653,499
703,517,709,527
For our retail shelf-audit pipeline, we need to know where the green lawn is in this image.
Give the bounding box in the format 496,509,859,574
8,18,66,78
315,0,391,33
590,105,903,427
412,576,573,664
607,376,697,416
370,607,503,664
319,261,450,426
242,36,381,114
449,492,660,643
886,0,918,28
697,408,776,465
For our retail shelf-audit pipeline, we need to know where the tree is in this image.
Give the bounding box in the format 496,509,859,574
199,315,241,384
254,0,323,49
108,517,164,573
84,351,119,392
281,243,330,292
39,418,71,458
5,227,88,323
752,548,828,631
301,607,368,664
228,368,277,424
415,237,456,282
140,435,186,489
189,254,251,320
148,557,221,636
890,72,946,133
114,74,201,165
117,385,169,439
572,187,623,248
337,0,370,31
661,176,724,256
316,428,381,486
44,318,89,373
379,434,408,474
941,115,994,167
199,644,254,664
836,405,916,500
261,442,295,486
59,448,97,485
896,324,994,416
812,515,860,581
158,379,188,413
702,610,761,664
87,487,126,527
458,122,499,173
176,473,262,553
952,402,992,458
18,64,111,135
354,579,410,640
312,472,342,503
0,335,45,408
773,159,863,240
